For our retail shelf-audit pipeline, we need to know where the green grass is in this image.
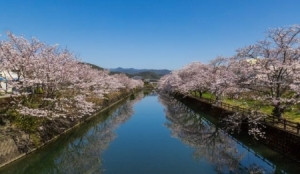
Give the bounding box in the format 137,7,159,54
202,92,215,99
192,91,300,122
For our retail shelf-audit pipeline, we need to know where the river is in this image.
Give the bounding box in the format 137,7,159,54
0,92,299,174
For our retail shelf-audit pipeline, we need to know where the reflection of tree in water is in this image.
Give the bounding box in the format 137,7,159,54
46,93,144,174
159,94,274,174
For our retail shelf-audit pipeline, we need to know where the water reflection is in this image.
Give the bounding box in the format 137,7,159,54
51,95,143,174
0,93,144,174
159,94,275,174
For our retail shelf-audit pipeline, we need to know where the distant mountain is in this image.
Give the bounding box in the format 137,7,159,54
110,67,171,76
79,63,171,80
80,62,104,71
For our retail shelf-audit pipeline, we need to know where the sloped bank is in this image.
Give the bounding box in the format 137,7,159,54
0,91,136,168
173,93,300,162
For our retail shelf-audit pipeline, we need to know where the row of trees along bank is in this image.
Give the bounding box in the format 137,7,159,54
0,32,144,153
158,25,300,139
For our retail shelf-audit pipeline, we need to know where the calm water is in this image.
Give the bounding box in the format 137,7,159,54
0,93,299,174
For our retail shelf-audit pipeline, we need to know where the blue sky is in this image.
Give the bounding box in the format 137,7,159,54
1,0,300,70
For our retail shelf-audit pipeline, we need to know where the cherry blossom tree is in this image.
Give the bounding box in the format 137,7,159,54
176,62,212,97
0,32,143,119
231,25,300,118
157,71,183,94
112,73,144,91
208,57,238,103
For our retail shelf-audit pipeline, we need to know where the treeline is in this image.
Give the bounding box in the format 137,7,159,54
110,68,170,80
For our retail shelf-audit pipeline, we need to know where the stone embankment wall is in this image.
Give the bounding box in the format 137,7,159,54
0,135,20,166
174,94,300,162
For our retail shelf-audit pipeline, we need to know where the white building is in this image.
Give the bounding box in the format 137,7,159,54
0,70,18,93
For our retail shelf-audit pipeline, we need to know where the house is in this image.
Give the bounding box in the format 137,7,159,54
0,70,18,93
246,58,258,65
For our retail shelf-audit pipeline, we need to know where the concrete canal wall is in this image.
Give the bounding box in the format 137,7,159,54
0,135,20,166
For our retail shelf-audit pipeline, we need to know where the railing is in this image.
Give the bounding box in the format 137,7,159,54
193,95,300,135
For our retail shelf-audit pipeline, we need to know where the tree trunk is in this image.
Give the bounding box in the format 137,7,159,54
272,103,283,118
199,91,202,98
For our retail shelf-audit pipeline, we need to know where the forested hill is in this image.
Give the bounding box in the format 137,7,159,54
81,62,104,71
110,67,171,75
131,71,161,79
83,63,171,80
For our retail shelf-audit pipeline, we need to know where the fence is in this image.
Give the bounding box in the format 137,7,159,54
195,95,300,135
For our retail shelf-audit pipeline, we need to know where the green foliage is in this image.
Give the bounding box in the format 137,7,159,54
8,108,43,145
6,104,43,134
110,69,166,80
13,114,43,133
143,82,155,89
135,71,161,79
36,87,43,94
31,132,42,146
109,67,170,76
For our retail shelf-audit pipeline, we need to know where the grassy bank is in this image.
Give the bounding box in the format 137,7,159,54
192,92,300,122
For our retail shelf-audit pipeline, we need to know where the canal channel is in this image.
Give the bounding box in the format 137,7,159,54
0,92,299,174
